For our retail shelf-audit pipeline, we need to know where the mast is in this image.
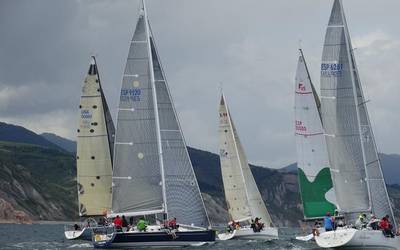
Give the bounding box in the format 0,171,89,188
93,56,115,166
299,49,321,120
142,0,168,217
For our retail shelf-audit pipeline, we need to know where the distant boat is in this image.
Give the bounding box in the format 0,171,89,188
64,56,115,240
294,49,337,241
217,93,278,241
315,0,400,248
92,1,215,248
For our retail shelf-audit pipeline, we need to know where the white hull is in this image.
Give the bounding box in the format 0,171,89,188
218,227,278,241
64,227,92,240
315,228,400,249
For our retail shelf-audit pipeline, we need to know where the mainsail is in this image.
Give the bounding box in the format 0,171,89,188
76,56,114,216
111,2,210,228
320,0,394,224
219,94,273,226
294,49,337,219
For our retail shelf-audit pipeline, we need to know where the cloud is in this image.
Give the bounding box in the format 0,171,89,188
0,0,399,168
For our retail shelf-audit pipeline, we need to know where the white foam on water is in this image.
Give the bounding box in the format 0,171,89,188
68,243,92,248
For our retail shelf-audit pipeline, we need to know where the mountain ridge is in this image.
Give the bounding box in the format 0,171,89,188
0,122,400,226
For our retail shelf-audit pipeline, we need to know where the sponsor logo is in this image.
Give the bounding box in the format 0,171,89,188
298,82,306,92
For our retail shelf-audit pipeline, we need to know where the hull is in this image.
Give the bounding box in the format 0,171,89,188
315,228,400,249
218,227,278,241
93,227,216,248
64,227,92,241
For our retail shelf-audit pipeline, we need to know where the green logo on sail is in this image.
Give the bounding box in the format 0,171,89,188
298,167,336,218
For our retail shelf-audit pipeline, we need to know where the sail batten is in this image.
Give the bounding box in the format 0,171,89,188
76,57,114,216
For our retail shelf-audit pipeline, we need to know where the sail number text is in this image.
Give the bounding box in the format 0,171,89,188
295,120,307,132
321,63,343,77
121,88,141,102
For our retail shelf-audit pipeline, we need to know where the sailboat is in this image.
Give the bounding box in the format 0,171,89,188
315,0,400,248
217,93,278,241
92,1,215,247
294,49,337,242
64,56,115,240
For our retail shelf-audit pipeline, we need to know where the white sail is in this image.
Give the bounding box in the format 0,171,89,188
76,57,114,216
111,2,210,228
320,0,394,225
294,50,337,219
219,94,273,226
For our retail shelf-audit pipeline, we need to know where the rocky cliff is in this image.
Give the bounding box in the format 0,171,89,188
0,122,400,227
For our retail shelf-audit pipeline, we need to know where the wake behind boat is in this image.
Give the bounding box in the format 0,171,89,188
92,1,215,247
64,56,115,241
217,94,278,241
314,0,400,248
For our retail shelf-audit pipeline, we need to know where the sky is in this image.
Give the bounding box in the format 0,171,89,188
0,0,399,168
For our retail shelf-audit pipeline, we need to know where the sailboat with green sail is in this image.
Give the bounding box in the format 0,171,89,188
294,49,337,241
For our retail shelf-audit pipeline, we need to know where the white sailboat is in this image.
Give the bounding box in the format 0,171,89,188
315,0,400,248
92,1,215,247
65,56,115,240
294,49,337,242
217,93,278,241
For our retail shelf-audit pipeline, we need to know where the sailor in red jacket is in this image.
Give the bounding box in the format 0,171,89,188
113,215,123,231
379,215,394,238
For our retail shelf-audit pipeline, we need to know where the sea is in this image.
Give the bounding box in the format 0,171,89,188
0,224,320,250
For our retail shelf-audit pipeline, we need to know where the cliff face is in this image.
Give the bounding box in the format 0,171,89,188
0,140,303,226
0,123,399,226
0,198,32,224
0,141,77,222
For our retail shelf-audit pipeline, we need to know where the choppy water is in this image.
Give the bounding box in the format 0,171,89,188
0,224,319,250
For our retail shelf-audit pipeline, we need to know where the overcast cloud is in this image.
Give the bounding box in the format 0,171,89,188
0,0,399,168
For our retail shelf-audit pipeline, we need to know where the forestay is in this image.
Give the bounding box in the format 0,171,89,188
77,57,114,216
219,94,273,226
294,50,337,219
320,0,394,226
